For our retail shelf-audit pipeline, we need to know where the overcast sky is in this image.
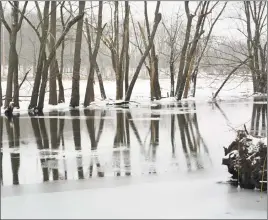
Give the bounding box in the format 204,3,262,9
1,1,264,40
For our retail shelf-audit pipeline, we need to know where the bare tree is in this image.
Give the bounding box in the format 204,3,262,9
84,1,105,106
191,2,227,97
70,1,85,108
162,12,183,97
125,2,162,101
37,11,85,111
0,1,28,108
244,1,267,94
101,1,130,100
28,1,50,110
175,1,220,100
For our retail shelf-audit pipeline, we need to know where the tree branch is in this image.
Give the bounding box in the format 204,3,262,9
0,2,11,33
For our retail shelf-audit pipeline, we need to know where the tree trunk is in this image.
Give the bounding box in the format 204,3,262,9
5,33,17,108
124,2,130,95
70,1,85,108
0,18,2,107
13,52,19,108
183,52,195,98
84,1,103,106
56,59,65,103
170,57,175,97
49,1,57,105
95,62,106,99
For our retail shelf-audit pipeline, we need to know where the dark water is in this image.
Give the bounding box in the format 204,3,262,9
0,100,266,186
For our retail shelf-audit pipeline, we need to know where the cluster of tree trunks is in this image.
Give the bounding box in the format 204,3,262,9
222,130,267,191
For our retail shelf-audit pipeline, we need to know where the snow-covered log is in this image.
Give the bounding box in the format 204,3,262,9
222,130,267,191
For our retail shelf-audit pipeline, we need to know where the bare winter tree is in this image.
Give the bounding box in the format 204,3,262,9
244,1,267,94
125,2,162,101
70,1,85,108
101,1,130,100
37,11,85,111
191,2,227,97
175,1,222,100
0,1,28,108
28,1,50,110
162,12,183,97
84,1,105,106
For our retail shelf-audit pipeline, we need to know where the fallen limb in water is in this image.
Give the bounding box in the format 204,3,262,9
222,130,267,191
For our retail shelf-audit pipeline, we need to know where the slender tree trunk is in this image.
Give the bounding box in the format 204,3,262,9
84,1,103,106
5,33,17,108
124,2,130,95
70,1,85,108
183,52,196,98
95,62,106,99
0,18,2,107
13,51,19,108
58,40,65,102
170,58,175,97
56,59,65,103
49,1,57,105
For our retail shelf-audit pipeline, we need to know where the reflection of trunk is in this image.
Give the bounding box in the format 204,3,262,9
124,111,131,176
250,98,267,136
149,106,160,174
85,109,105,178
113,111,125,176
5,115,20,185
30,114,49,182
171,114,176,157
177,114,191,171
0,117,3,184
49,111,59,180
39,113,50,181
71,110,84,179
57,112,66,179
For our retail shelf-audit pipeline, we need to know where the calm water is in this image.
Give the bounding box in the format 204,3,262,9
0,100,266,187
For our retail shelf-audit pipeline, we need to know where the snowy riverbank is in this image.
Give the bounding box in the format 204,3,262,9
1,75,259,114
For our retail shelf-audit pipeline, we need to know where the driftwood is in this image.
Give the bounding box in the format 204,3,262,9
222,130,267,190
